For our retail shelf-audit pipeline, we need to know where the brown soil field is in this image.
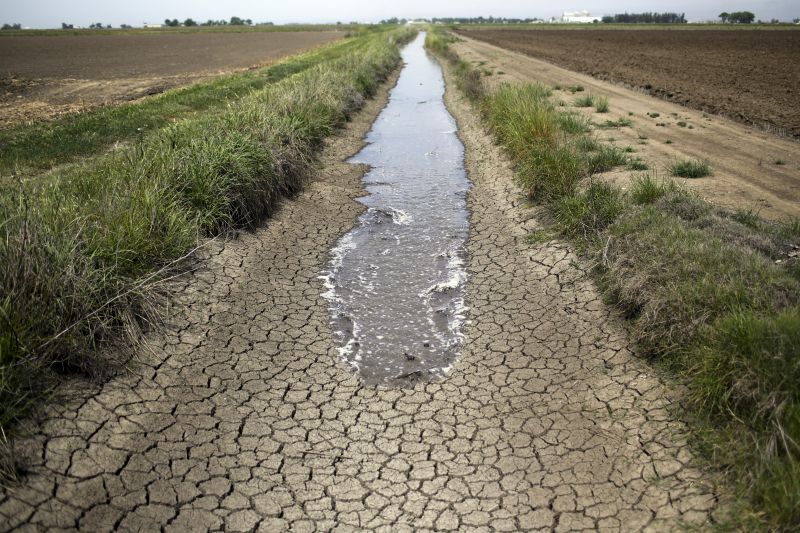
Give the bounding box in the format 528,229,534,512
455,28,800,138
452,35,800,220
0,31,341,126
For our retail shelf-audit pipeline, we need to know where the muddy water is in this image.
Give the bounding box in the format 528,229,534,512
321,32,470,387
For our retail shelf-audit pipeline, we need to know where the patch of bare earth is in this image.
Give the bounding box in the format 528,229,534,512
0,57,726,530
453,35,800,220
0,31,341,127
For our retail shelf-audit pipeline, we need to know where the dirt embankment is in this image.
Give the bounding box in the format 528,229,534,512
456,28,800,138
0,31,341,126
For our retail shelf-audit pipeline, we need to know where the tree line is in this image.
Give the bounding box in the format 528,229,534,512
718,11,756,23
430,17,543,24
166,17,255,27
601,12,686,24
380,17,543,24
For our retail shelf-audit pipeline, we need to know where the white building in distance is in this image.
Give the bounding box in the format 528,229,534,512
557,10,601,23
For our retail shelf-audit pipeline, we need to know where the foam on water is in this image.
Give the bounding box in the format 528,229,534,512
321,32,471,387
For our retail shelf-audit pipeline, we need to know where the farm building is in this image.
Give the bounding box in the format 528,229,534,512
556,11,601,23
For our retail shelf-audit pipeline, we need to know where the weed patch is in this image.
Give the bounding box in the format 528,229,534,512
669,158,712,178
596,118,632,129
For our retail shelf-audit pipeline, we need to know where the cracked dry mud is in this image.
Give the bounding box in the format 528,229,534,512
0,58,724,531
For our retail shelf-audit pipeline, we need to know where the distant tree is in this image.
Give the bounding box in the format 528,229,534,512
719,12,729,23
729,11,755,23
120,24,132,29
601,15,614,23
183,18,197,26
106,24,112,28
794,17,799,23
229,16,245,25
89,22,104,29
1,23,22,30
61,22,74,29
245,19,252,25
164,18,180,27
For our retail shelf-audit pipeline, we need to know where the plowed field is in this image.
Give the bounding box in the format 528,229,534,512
455,28,800,138
0,31,340,125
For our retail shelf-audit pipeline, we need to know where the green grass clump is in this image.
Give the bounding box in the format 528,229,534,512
774,159,786,165
568,85,585,93
594,96,610,113
482,83,586,200
597,118,632,129
586,145,628,173
425,31,485,102
574,94,595,107
554,182,626,239
526,229,555,244
626,158,649,171
629,174,683,204
0,27,413,437
669,158,712,178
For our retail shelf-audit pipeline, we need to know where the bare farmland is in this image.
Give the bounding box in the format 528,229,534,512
0,30,341,125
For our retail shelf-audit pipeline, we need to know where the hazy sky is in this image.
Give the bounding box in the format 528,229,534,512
2,0,797,28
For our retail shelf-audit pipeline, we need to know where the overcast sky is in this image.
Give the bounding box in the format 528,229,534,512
2,0,797,28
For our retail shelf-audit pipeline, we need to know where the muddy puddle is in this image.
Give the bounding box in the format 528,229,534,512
321,32,470,387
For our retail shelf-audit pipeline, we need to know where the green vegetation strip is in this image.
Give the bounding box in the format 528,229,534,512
0,29,381,177
427,28,800,530
0,27,416,441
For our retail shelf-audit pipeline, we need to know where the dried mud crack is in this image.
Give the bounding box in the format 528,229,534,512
0,58,724,531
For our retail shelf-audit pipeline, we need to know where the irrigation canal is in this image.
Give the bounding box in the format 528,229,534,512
322,32,471,387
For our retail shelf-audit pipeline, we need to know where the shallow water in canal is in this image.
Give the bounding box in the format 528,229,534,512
321,32,470,387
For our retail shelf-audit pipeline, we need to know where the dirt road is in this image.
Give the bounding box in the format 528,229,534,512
453,35,800,221
0,56,723,531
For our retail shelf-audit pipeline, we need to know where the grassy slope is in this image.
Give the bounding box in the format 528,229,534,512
0,34,369,177
427,29,800,530
0,27,416,445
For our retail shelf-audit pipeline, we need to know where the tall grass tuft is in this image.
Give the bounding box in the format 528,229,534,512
669,158,712,178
